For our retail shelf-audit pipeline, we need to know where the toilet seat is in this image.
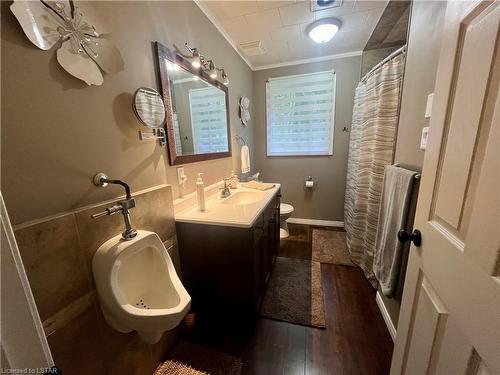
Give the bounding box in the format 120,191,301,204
280,203,294,215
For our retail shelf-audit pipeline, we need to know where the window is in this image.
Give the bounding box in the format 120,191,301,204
266,71,336,156
189,86,228,154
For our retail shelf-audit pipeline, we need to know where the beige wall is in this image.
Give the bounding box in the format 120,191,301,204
2,1,255,370
1,1,253,225
252,56,361,221
394,0,446,170
13,185,178,375
381,0,447,329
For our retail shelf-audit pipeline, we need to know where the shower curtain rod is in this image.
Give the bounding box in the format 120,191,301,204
361,44,407,83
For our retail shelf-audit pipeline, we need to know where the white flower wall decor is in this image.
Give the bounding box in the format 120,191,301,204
239,96,251,126
10,0,124,85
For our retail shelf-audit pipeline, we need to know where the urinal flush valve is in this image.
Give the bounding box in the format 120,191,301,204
91,173,138,240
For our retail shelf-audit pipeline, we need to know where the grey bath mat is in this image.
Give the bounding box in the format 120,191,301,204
312,229,355,267
260,257,326,328
154,341,242,375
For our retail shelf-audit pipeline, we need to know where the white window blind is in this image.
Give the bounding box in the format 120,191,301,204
189,86,228,154
266,71,336,156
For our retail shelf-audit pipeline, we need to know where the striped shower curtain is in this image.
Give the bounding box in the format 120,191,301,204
344,54,405,288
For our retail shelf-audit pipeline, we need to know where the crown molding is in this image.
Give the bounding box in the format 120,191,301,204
193,0,254,70
252,50,363,71
194,0,363,72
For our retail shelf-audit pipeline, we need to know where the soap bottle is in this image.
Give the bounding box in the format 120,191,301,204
196,173,206,212
230,170,238,189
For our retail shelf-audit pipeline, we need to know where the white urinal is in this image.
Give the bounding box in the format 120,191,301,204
92,230,191,344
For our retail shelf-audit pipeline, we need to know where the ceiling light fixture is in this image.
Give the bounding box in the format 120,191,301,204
306,18,342,44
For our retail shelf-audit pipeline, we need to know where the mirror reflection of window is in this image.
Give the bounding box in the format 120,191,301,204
172,113,183,155
188,87,228,154
169,68,229,156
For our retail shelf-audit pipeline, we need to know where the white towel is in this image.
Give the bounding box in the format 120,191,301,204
241,181,275,191
241,145,250,174
373,165,417,297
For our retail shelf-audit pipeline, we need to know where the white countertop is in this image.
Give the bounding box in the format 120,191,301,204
175,183,281,228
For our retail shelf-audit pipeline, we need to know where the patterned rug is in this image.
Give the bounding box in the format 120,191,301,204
260,257,326,328
154,341,242,375
312,229,355,267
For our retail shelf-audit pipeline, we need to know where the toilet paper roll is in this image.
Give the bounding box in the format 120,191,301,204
305,180,314,188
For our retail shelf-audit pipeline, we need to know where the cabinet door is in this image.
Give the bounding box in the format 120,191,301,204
267,208,279,270
260,224,270,289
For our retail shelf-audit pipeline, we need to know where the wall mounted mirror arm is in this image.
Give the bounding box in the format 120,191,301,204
138,128,166,145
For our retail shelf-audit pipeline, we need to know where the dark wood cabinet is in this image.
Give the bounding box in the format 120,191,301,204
176,191,280,315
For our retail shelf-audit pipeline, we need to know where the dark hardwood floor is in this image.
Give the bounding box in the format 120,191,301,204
179,224,394,375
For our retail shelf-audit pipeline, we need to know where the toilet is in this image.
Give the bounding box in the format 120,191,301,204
92,230,191,344
279,203,294,239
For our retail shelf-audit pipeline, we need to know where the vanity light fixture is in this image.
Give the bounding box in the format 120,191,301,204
222,73,229,86
184,42,229,85
207,60,217,79
191,48,201,68
218,68,229,86
306,18,342,44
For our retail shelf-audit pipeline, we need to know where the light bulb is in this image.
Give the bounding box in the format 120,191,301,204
191,49,201,68
208,61,217,79
221,70,229,86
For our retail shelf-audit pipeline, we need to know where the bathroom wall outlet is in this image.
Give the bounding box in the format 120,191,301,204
425,93,434,119
177,167,186,185
420,127,429,150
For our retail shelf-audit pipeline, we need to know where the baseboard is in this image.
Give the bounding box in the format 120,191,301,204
376,291,397,341
286,218,344,228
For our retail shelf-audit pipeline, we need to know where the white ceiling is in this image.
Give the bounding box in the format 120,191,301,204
195,0,389,70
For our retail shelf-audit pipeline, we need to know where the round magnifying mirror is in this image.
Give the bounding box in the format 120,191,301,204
133,87,166,128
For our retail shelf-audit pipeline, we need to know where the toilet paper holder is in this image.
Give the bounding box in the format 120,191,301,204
305,176,314,188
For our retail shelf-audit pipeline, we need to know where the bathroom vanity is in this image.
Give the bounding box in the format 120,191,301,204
175,184,281,315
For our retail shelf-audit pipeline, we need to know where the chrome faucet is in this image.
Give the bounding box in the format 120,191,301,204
91,173,138,240
219,178,232,198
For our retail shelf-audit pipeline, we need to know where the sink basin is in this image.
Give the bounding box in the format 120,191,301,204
175,183,280,227
221,191,265,206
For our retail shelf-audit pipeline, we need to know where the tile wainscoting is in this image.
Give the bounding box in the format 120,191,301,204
13,184,179,375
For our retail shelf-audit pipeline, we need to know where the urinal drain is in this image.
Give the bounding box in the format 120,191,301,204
135,298,150,309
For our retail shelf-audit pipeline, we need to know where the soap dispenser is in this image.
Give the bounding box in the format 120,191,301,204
196,173,206,212
230,170,238,189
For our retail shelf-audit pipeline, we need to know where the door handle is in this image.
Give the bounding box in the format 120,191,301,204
397,229,422,247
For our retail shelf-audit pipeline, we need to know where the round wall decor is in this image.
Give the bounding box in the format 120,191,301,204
239,96,251,126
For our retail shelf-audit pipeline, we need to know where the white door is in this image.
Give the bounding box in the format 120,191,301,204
391,1,500,374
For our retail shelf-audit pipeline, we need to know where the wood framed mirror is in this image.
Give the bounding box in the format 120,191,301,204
155,41,231,165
